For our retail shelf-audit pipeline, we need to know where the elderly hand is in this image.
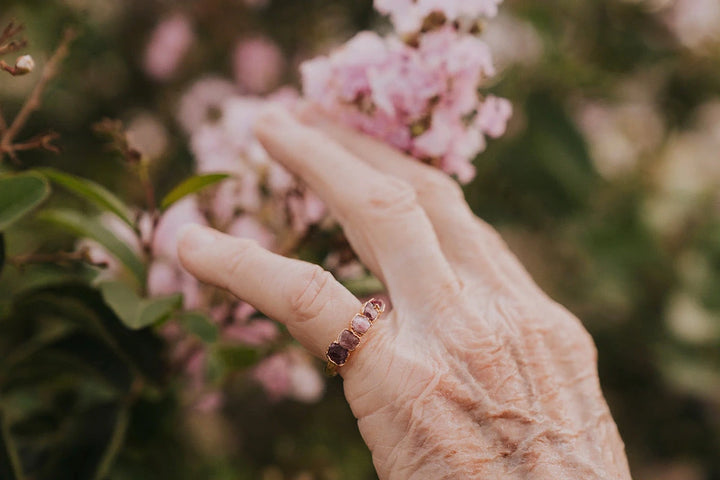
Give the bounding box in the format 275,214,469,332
177,105,632,479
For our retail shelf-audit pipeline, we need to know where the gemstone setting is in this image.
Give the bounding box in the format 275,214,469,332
327,342,349,366
369,298,385,313
325,298,385,376
363,302,379,321
351,314,372,335
338,329,360,350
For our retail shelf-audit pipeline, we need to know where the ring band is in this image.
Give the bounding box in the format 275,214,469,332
325,298,385,377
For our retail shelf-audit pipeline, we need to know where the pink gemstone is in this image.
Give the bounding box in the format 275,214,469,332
338,329,360,350
370,298,385,313
363,302,378,321
351,314,371,335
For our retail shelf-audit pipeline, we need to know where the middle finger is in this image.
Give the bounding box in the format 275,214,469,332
296,108,542,296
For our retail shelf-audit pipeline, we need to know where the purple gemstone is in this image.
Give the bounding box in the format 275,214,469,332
327,342,348,366
338,329,360,350
363,302,379,321
351,314,371,335
370,298,385,313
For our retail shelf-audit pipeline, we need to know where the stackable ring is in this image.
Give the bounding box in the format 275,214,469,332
325,298,385,377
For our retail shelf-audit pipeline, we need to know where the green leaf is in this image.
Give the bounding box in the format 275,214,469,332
38,209,145,283
138,294,183,330
99,281,182,330
212,344,259,371
160,173,230,211
98,281,138,325
177,311,219,343
0,412,24,480
10,284,166,385
92,403,130,480
0,172,50,231
38,168,136,228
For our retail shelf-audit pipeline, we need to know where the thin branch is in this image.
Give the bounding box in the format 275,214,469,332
0,28,76,159
0,21,26,57
2,131,60,154
0,106,7,134
138,161,157,215
0,21,23,46
0,59,32,77
8,247,109,270
0,41,26,57
93,117,142,163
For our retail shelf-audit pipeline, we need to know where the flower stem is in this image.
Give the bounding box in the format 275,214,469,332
0,28,76,163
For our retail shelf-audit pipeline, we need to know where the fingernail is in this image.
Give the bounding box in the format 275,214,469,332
178,224,218,252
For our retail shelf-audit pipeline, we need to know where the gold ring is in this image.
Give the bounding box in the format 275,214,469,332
325,298,385,377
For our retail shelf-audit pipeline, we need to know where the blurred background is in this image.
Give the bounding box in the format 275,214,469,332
1,0,719,479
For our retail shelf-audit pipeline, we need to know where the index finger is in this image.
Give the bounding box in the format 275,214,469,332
254,106,462,306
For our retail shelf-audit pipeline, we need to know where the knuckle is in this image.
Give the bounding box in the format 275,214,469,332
425,284,465,320
416,170,465,203
472,217,505,247
549,303,599,363
287,265,335,322
224,239,259,289
364,177,420,217
577,327,598,364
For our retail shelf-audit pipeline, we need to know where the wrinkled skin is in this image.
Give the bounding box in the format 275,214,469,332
178,104,632,479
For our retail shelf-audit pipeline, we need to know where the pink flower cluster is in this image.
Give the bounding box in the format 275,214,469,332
178,79,325,235
301,2,511,183
123,0,512,407
144,80,330,406
84,80,329,407
149,193,325,407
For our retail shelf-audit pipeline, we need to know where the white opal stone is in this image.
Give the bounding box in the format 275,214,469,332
351,314,371,335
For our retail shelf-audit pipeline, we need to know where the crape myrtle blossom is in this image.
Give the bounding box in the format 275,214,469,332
178,77,238,135
181,82,326,233
482,13,543,72
126,113,170,160
577,100,665,180
253,349,326,403
143,13,194,81
233,36,285,94
662,0,720,50
301,28,511,183
374,0,503,35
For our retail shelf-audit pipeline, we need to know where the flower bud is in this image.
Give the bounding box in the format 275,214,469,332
14,55,35,75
